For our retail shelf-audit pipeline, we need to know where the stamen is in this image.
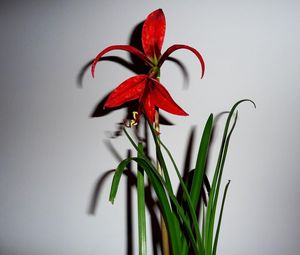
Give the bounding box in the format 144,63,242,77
130,111,139,127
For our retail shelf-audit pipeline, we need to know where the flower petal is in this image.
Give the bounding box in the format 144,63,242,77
143,94,156,123
149,78,188,116
159,44,205,78
104,75,147,108
142,9,166,60
91,45,149,77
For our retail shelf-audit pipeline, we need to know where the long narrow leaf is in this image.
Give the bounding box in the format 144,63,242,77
108,153,182,254
147,119,174,196
132,157,182,255
123,127,139,151
182,113,213,255
139,157,198,253
205,99,255,253
212,180,230,255
137,143,147,255
109,158,132,204
202,205,206,244
211,112,238,222
160,140,203,255
205,111,238,254
143,123,202,253
190,114,213,209
133,153,199,254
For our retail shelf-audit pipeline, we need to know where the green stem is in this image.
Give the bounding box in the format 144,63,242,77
154,72,170,255
155,111,170,255
137,143,147,255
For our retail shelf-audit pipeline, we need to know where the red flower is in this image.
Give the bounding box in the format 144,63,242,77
92,9,205,124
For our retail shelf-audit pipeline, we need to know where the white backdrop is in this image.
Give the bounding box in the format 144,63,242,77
0,1,299,254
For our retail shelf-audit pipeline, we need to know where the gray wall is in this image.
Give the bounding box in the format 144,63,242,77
0,1,299,254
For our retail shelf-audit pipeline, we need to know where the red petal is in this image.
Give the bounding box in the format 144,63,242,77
142,9,166,60
159,44,205,78
149,78,188,116
91,45,149,77
143,94,156,123
104,75,147,108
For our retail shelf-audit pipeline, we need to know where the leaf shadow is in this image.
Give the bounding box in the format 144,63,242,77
88,141,161,255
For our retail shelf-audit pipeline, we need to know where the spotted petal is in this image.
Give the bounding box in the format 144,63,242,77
142,9,166,60
149,78,188,116
104,75,147,108
159,44,205,78
143,93,156,123
91,45,150,77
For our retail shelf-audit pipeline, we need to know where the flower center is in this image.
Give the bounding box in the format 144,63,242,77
149,66,160,79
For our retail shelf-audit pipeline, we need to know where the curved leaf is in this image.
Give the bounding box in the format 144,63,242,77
109,158,132,204
212,180,230,255
205,99,255,253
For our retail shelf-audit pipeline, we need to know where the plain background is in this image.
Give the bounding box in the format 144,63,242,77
1,0,299,254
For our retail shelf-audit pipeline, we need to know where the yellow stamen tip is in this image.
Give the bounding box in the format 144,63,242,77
130,111,139,127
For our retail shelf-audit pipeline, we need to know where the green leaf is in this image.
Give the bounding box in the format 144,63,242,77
190,113,213,210
158,114,212,255
205,99,255,254
147,119,174,196
109,158,132,204
205,111,238,254
123,127,139,151
212,180,230,255
160,140,203,255
133,153,199,254
132,157,182,255
108,141,182,254
137,143,147,255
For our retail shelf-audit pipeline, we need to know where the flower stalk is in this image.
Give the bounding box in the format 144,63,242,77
154,110,170,255
137,143,147,255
